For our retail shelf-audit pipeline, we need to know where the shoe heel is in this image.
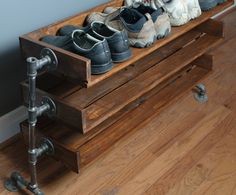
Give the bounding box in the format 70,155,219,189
129,35,156,48
91,61,113,75
111,49,132,63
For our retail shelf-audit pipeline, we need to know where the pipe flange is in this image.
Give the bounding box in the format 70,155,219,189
4,172,28,192
41,96,56,118
41,138,55,156
194,84,208,103
194,93,208,103
4,179,19,192
40,48,58,71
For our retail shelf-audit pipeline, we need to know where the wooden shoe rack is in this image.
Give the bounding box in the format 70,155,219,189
19,0,233,174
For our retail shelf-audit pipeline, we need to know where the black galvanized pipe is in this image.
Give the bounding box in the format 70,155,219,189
5,48,57,195
27,57,40,191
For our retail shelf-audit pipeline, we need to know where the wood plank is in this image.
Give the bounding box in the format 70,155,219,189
216,7,236,40
20,64,211,173
20,121,81,173
195,19,224,37
65,30,202,108
116,106,230,195
1,10,236,195
145,113,236,195
20,0,233,86
21,82,85,131
89,2,233,86
192,53,213,70
161,114,236,195
83,34,221,133
0,134,20,150
21,30,205,133
79,65,212,167
57,93,231,194
20,36,91,83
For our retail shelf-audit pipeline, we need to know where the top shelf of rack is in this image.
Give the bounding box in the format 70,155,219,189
19,0,234,88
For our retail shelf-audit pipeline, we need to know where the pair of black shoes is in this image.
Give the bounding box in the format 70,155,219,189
41,22,132,75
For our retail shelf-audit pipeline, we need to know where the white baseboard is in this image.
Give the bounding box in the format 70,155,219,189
0,106,27,144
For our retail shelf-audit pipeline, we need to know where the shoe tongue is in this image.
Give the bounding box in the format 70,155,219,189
124,16,147,32
136,5,163,22
150,7,163,21
92,22,116,38
120,8,147,31
73,30,101,50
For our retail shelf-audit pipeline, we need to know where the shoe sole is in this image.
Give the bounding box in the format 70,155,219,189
130,35,157,48
91,60,113,75
112,49,132,63
157,28,171,40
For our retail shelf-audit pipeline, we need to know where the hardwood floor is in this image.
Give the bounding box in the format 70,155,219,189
1,8,236,195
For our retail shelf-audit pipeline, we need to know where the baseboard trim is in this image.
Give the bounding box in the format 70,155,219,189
0,106,27,144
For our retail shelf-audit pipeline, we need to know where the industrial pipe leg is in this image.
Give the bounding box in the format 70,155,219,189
194,83,208,103
4,48,58,195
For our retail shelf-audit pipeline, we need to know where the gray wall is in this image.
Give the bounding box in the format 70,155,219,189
0,0,109,116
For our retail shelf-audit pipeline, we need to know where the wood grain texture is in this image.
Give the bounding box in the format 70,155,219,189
83,34,221,132
20,64,211,173
21,27,219,134
20,1,233,86
88,2,233,87
0,5,236,195
65,30,202,109
20,36,91,83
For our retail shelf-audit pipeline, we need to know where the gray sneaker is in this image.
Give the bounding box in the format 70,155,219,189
133,5,171,39
87,8,157,48
124,0,190,26
104,5,171,39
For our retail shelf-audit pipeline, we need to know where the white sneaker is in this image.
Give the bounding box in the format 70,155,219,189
125,0,160,9
125,0,190,26
162,0,190,26
185,0,202,20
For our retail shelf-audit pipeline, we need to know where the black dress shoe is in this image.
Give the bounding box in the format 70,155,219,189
90,22,132,62
72,30,113,75
58,22,132,63
41,31,113,75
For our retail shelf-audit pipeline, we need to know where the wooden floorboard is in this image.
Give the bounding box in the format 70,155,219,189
1,7,236,195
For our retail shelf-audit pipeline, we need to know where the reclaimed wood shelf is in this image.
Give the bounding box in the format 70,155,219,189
19,0,232,174
21,59,212,173
19,0,233,87
21,19,224,134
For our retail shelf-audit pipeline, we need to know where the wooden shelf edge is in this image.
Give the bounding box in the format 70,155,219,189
83,33,222,133
87,0,233,87
20,61,212,173
19,0,233,87
20,33,222,134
